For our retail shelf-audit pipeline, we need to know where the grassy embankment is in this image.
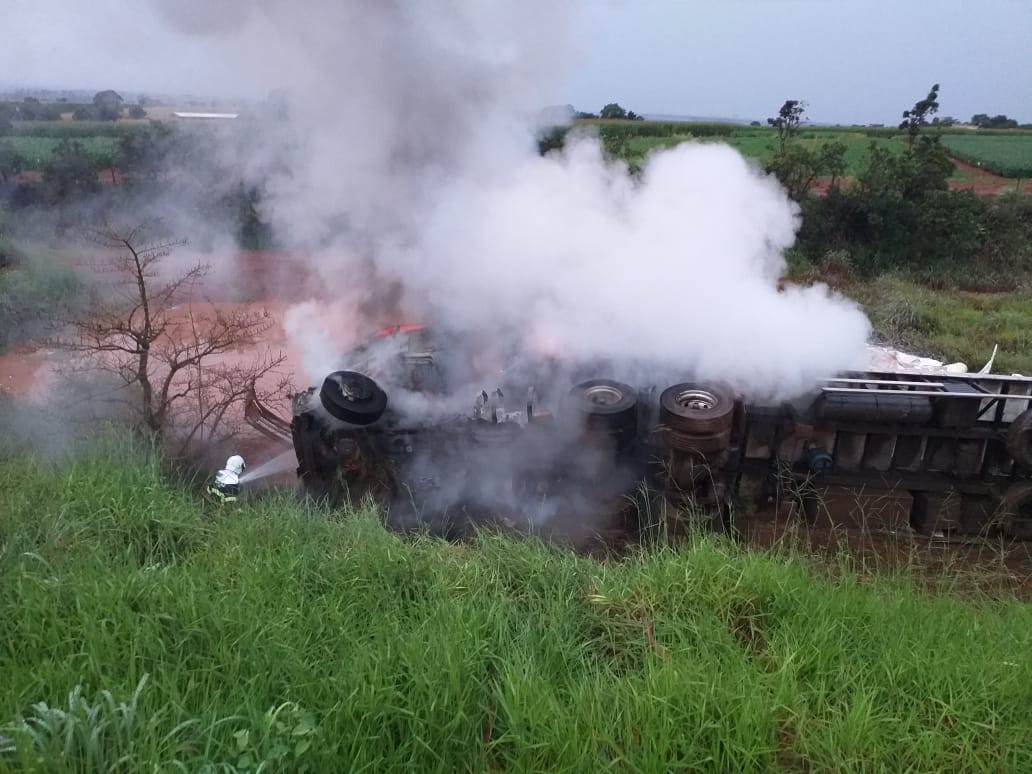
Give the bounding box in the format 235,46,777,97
848,276,1032,375
781,252,1032,376
783,248,1032,375
0,441,1030,771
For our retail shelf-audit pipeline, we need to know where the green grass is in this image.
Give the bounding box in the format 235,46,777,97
0,441,1030,771
0,136,119,167
942,134,1032,178
845,275,1032,375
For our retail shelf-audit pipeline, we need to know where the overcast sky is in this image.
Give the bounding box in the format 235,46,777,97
2,0,1028,124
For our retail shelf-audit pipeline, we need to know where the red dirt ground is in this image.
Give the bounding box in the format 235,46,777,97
0,247,389,414
0,247,391,483
0,251,320,462
12,169,123,186
946,157,1032,195
0,344,54,397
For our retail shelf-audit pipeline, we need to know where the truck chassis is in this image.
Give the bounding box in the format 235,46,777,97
246,328,1032,543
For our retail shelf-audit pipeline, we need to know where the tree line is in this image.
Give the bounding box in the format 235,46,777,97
3,89,1031,277
0,120,272,250
764,86,1032,280
542,86,1032,283
0,90,147,132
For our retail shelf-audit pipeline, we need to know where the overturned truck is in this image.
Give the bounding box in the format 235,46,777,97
247,325,1032,543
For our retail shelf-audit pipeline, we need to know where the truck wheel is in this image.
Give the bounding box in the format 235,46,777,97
659,382,735,435
564,379,638,437
664,427,732,454
319,371,388,425
1006,409,1032,469
999,481,1032,540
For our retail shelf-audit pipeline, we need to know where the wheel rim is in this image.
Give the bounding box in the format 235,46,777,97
584,385,623,406
338,377,371,402
675,389,717,412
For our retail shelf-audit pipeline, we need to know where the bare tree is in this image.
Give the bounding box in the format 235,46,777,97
52,219,290,457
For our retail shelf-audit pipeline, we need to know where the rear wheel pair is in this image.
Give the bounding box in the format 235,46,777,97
563,379,639,446
659,382,735,453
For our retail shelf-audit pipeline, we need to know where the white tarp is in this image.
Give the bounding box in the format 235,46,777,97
865,343,1003,376
864,343,1032,422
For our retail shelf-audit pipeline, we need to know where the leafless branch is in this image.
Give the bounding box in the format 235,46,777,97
48,219,293,457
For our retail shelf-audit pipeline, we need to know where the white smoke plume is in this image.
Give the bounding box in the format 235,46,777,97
151,0,871,402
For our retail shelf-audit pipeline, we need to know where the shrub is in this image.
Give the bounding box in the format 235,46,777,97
793,134,1032,279
574,120,735,139
0,252,86,351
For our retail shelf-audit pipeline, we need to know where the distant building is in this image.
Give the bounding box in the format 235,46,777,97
172,112,239,120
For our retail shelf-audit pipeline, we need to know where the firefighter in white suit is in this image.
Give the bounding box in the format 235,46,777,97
207,455,246,503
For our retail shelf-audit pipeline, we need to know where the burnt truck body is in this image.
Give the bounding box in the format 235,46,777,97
246,325,1032,542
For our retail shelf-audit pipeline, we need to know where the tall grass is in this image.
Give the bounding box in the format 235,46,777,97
1,442,1030,771
847,275,1032,375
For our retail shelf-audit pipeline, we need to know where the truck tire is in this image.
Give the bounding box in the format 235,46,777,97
659,382,735,435
564,379,638,438
319,371,388,425
1006,408,1032,470
664,427,732,454
565,379,635,452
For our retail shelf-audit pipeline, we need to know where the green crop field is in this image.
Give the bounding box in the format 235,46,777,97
565,121,1032,183
0,136,119,166
942,133,1032,178
0,438,1030,771
8,120,143,138
563,121,914,177
624,130,905,176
